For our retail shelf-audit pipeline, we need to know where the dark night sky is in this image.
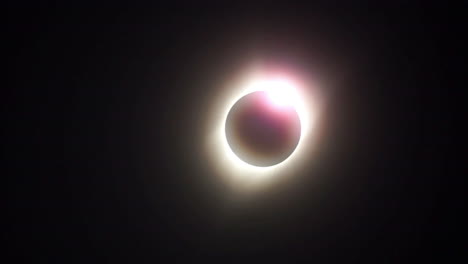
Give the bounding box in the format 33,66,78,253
6,2,462,262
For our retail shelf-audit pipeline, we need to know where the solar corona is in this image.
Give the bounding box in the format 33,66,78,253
207,72,319,190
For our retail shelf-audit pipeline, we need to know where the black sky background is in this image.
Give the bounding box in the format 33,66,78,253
6,2,462,262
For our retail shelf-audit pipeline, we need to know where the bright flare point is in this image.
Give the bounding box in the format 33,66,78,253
264,79,300,107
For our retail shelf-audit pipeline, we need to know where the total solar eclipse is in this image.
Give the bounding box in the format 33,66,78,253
208,73,316,189
225,91,301,167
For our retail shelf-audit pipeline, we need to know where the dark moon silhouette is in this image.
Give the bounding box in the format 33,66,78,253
225,91,301,167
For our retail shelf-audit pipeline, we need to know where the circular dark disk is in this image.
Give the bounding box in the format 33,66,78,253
225,91,301,167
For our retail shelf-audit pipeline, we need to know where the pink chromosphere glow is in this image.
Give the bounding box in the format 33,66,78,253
225,90,301,167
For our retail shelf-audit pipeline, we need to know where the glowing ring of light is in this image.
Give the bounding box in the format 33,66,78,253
225,80,303,167
207,71,319,190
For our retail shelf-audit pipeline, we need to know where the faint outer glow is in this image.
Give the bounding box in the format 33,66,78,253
206,69,321,191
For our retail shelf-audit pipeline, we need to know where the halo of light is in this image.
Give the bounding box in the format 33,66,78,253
206,69,320,191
